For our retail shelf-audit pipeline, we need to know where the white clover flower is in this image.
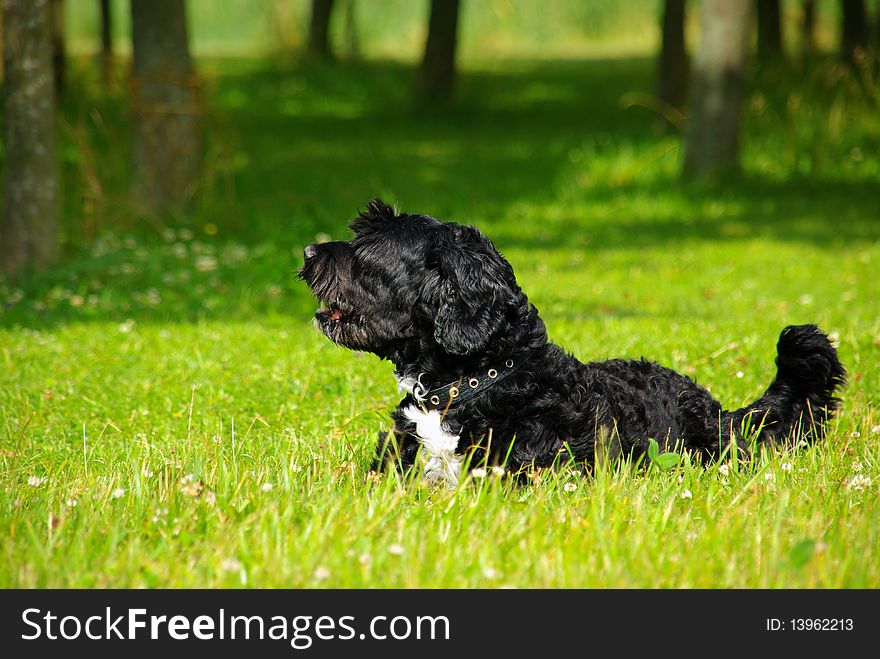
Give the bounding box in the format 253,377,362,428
261,482,274,492
27,476,43,487
111,488,125,499
388,544,405,556
491,466,505,477
65,499,78,508
780,462,793,472
680,489,693,500
313,566,331,581
221,558,242,572
846,475,872,492
871,425,880,434
195,255,218,272
483,567,498,579
471,468,487,479
764,472,775,483
718,463,730,477
563,482,578,493
852,462,863,472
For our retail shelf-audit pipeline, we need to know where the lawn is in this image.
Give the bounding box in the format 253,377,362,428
1,52,879,588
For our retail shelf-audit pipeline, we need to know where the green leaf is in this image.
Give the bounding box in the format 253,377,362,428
647,438,659,462
646,439,678,470
655,453,680,470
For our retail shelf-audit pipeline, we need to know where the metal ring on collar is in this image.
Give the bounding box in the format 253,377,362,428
468,378,479,388
487,369,497,378
505,359,514,368
430,395,440,405
449,387,459,398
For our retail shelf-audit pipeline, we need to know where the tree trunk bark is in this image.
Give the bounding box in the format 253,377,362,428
682,0,752,180
100,0,112,84
50,0,64,94
802,0,816,55
417,0,461,104
343,0,359,58
308,0,335,60
130,0,201,214
841,0,868,65
657,0,689,110
756,0,783,60
1,0,60,279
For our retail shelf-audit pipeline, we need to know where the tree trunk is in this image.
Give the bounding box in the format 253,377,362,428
308,0,335,60
841,0,868,65
417,0,461,104
100,0,112,83
682,0,752,180
802,0,816,55
50,0,64,94
657,0,689,111
130,0,201,214
343,0,359,58
756,0,783,60
1,0,60,279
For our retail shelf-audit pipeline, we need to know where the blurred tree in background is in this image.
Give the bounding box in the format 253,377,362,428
50,0,65,94
3,0,880,278
840,0,869,64
308,0,335,60
0,0,59,279
802,0,817,54
99,0,113,84
130,0,202,215
657,0,688,112
683,0,752,180
417,0,461,104
756,0,783,60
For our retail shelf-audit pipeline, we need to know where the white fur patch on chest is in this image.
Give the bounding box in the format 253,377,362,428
401,405,462,487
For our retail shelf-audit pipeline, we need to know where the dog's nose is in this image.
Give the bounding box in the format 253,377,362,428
304,244,318,260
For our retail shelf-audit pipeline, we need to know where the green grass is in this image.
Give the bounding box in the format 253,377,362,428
1,51,879,587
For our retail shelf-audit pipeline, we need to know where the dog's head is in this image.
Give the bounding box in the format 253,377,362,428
299,199,528,358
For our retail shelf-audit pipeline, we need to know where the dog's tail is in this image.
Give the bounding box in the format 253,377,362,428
723,324,846,449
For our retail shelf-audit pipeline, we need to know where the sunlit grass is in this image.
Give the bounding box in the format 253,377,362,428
1,53,879,587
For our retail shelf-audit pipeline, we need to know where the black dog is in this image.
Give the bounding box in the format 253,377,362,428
300,200,845,485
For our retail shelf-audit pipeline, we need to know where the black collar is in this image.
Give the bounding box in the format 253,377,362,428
410,347,541,412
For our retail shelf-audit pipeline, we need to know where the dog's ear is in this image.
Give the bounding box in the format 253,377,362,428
428,225,519,355
349,198,397,236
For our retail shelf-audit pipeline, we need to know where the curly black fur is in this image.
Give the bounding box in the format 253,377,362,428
299,199,846,482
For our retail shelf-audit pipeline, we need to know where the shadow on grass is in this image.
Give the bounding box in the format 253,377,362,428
3,56,878,329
